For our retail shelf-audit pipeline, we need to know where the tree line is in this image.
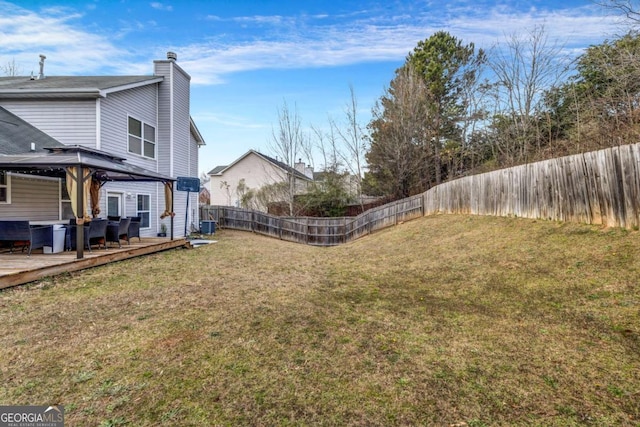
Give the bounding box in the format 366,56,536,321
365,22,640,199
234,1,640,215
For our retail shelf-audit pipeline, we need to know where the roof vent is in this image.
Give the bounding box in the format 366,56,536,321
167,51,177,61
38,54,46,79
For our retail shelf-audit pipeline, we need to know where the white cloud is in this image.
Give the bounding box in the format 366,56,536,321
0,1,148,76
150,2,173,12
179,4,621,85
232,15,285,25
0,0,623,85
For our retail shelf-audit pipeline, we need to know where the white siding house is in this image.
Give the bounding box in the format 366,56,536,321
208,150,313,211
0,52,205,237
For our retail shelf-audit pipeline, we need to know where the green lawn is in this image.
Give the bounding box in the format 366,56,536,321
0,215,638,426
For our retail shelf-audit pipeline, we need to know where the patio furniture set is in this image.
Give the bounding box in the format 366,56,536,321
0,217,142,255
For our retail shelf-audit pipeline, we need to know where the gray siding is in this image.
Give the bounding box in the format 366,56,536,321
173,68,191,175
153,59,195,237
0,175,60,220
97,181,159,237
155,61,172,177
1,60,199,238
100,84,158,170
0,100,97,147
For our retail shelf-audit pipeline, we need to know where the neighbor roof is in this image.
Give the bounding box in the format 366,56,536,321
208,149,312,181
0,106,65,154
0,75,164,99
207,165,228,175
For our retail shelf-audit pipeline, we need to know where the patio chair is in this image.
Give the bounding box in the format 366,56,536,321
85,219,109,251
106,217,131,248
128,217,142,242
68,219,108,252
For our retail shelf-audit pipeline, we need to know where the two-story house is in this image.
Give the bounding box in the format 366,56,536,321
207,150,313,211
0,52,205,237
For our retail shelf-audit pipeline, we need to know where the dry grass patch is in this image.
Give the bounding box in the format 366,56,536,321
0,215,639,426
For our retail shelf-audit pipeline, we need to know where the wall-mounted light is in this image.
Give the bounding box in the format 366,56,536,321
30,142,36,151
126,192,133,200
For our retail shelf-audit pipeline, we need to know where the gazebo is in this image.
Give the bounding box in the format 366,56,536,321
0,145,175,259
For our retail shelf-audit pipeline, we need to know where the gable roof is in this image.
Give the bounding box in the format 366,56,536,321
207,149,312,181
0,75,164,99
190,117,206,146
0,76,206,146
0,106,66,154
208,165,227,175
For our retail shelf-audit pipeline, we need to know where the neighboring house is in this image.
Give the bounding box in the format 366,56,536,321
0,52,205,237
207,149,313,210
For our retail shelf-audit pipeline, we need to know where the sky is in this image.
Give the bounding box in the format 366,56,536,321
0,0,626,176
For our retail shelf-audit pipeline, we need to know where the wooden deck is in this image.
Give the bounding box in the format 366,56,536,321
0,238,190,289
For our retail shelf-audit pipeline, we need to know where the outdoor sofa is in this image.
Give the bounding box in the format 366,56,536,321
0,220,53,256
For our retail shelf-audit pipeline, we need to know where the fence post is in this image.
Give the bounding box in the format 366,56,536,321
344,217,347,244
395,201,399,225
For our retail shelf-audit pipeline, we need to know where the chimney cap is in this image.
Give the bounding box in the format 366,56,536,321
167,51,177,61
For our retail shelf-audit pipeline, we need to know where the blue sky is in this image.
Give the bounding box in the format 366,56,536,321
0,0,624,176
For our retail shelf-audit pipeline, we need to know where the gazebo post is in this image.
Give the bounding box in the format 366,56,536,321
75,166,85,260
170,182,174,241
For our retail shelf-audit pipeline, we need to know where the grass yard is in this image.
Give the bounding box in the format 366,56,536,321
0,214,639,426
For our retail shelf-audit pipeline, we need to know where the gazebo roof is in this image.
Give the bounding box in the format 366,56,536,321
0,145,175,182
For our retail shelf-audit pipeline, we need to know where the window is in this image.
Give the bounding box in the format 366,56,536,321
60,178,73,219
137,194,151,228
0,171,10,204
128,117,156,159
107,193,123,218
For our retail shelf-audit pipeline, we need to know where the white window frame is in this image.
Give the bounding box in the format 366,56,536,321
0,171,11,204
136,193,151,229
128,116,156,159
107,192,124,218
60,177,72,219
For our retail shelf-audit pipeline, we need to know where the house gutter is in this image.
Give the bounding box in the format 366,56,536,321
0,89,104,99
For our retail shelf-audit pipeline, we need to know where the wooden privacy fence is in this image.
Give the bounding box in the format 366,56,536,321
200,194,424,246
201,143,640,246
424,143,640,228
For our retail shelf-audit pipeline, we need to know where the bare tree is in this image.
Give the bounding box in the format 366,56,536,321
1,58,23,76
311,123,342,173
594,0,640,23
332,85,367,207
488,25,569,165
269,101,307,215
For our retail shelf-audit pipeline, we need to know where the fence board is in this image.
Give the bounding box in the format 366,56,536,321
201,143,640,246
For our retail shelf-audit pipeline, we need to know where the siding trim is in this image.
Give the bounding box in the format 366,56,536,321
96,98,101,150
170,62,174,177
